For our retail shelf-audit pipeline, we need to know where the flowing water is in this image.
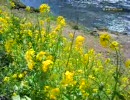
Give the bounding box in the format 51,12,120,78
21,0,130,34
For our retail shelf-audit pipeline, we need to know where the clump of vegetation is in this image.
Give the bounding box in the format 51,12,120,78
0,2,130,100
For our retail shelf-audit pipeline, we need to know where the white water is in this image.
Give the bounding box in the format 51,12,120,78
21,0,130,34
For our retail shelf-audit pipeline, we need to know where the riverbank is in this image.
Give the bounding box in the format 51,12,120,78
0,0,130,59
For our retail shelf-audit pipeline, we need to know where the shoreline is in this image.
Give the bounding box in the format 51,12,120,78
1,0,130,59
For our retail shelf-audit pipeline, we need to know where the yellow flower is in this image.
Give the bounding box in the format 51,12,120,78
12,74,17,79
27,60,35,70
10,2,15,8
27,30,32,37
51,88,60,96
36,51,46,61
110,41,119,50
125,59,130,68
88,75,95,80
42,60,53,72
83,53,89,64
100,33,111,47
63,71,76,86
121,77,128,83
25,49,35,62
65,71,74,81
4,39,15,53
44,86,50,92
18,73,24,79
49,88,60,100
40,20,44,26
50,95,56,100
75,35,85,47
39,4,50,13
93,89,98,93
25,6,31,12
3,76,10,82
79,79,86,90
57,16,66,27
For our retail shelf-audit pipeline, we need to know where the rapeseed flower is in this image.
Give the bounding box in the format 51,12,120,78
65,71,74,81
125,59,130,68
39,4,50,13
12,74,17,79
57,16,66,27
27,60,35,70
25,49,35,62
4,39,15,53
75,35,85,44
50,88,60,99
3,76,10,82
42,60,53,72
75,35,85,52
36,51,46,61
18,73,24,79
10,1,15,8
100,33,111,47
110,41,119,50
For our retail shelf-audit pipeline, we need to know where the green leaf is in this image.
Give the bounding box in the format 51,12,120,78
23,96,31,100
12,95,20,100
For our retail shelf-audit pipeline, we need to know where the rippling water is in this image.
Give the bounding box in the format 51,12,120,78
21,0,130,34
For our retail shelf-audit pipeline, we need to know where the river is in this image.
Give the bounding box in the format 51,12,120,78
21,0,130,35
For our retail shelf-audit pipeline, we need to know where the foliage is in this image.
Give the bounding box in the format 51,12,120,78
0,3,130,100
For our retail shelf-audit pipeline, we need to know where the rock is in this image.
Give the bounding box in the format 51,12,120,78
122,32,128,35
12,0,26,8
90,29,99,36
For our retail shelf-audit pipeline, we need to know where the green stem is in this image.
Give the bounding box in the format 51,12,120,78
65,31,76,70
111,49,119,100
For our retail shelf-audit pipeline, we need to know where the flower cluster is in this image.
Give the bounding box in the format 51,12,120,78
0,4,130,100
39,4,50,13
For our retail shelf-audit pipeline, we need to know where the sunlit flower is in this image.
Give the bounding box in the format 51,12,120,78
57,16,66,27
36,51,46,61
27,60,35,70
50,88,60,100
75,35,85,44
3,76,10,82
12,74,17,79
25,49,35,62
27,30,32,37
65,71,74,81
100,33,111,47
44,86,50,92
79,79,87,90
125,59,130,68
88,75,95,80
10,2,15,8
18,73,24,79
39,4,50,13
110,41,119,50
50,88,60,97
4,39,15,53
42,60,53,72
